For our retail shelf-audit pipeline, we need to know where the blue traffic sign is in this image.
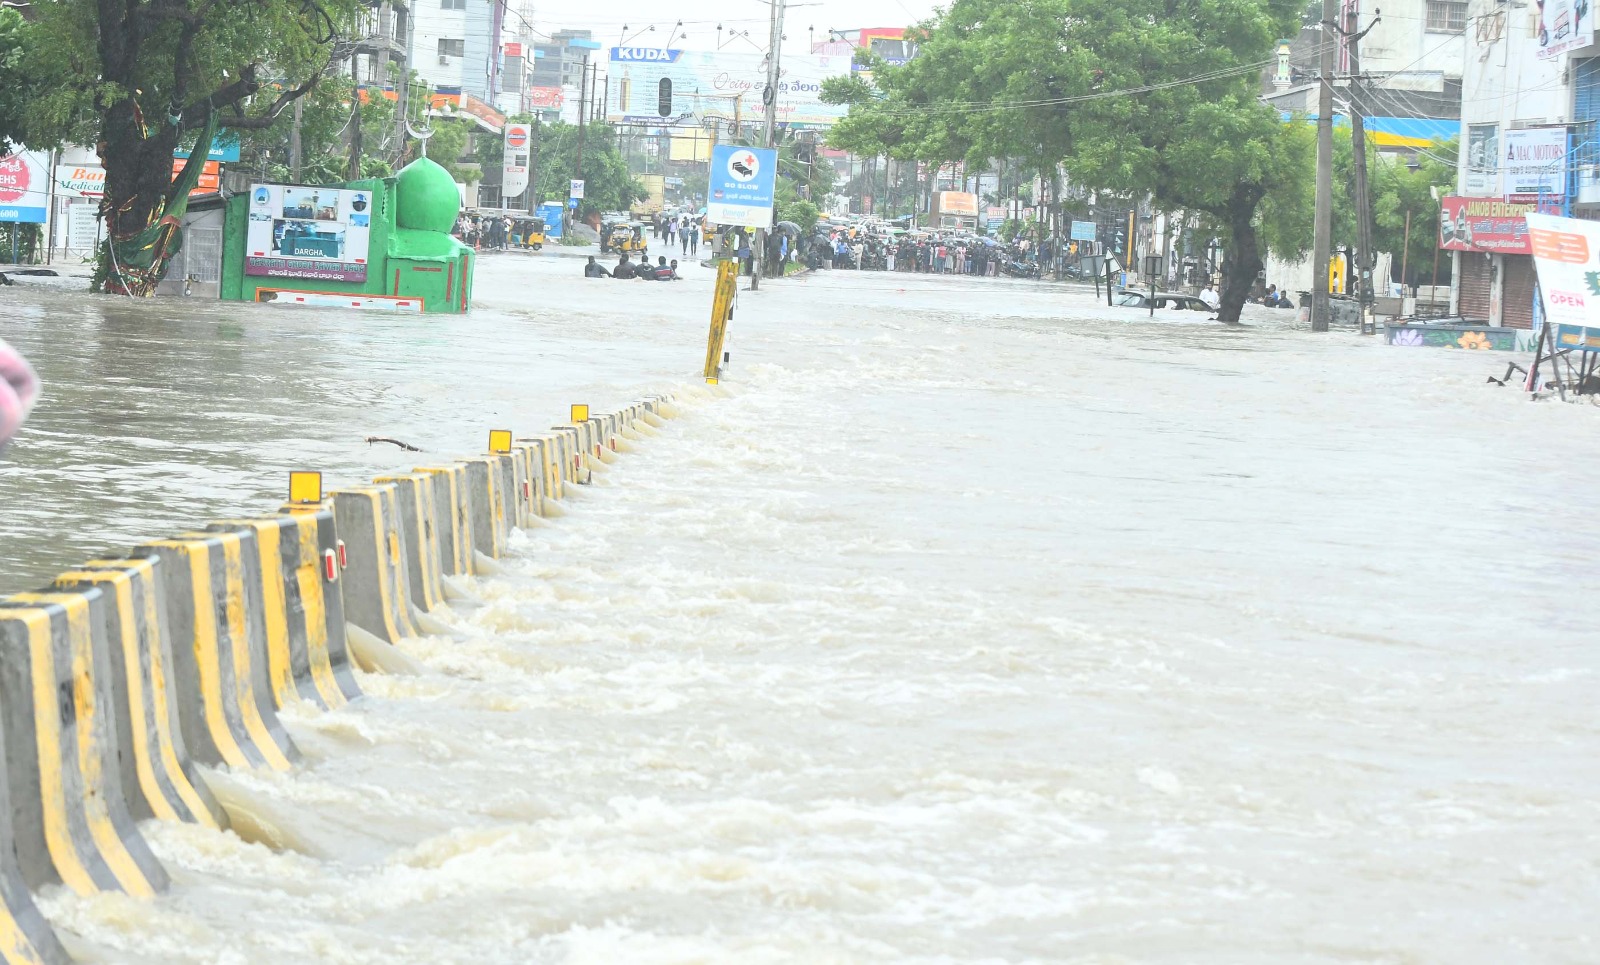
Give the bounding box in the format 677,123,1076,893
706,145,778,228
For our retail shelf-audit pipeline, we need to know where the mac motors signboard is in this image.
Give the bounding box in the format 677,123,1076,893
606,47,851,128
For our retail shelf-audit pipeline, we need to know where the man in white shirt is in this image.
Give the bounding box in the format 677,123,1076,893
1199,284,1220,309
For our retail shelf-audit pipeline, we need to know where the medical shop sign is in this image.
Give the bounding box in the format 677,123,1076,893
706,145,777,229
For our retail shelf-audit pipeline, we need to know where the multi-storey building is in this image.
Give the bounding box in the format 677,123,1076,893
1447,0,1596,330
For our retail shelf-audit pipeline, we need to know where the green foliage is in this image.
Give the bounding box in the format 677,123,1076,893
0,9,35,154
778,199,820,234
825,0,1308,319
530,122,643,217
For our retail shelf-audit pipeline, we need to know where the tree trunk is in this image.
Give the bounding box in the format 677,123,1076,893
1216,188,1265,324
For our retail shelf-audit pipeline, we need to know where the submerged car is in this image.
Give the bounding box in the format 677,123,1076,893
1113,290,1216,312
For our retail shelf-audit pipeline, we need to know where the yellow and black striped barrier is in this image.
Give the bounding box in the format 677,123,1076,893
0,394,680,960
330,486,421,646
50,559,224,828
0,591,169,897
372,473,448,615
130,532,300,773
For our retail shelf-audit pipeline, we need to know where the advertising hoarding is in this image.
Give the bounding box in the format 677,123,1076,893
1534,0,1593,60
606,47,851,128
1503,127,1568,206
0,150,49,224
1526,213,1600,329
1465,124,1499,196
936,191,979,217
1070,220,1097,242
527,86,564,110
1438,196,1534,254
706,145,777,228
245,183,373,282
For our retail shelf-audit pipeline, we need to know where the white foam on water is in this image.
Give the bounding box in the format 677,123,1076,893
31,265,1600,963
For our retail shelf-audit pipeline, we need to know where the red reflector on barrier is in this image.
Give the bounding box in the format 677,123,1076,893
337,539,348,568
324,549,338,582
523,481,532,501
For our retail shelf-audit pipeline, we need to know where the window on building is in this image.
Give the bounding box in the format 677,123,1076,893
1425,0,1468,33
440,0,465,9
438,38,464,58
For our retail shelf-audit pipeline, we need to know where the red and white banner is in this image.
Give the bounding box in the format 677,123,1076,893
1438,196,1534,255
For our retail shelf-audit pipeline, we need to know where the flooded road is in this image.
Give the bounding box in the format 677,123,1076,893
4,255,1599,962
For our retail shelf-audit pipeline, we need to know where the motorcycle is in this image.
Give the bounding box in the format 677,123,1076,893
1001,259,1042,279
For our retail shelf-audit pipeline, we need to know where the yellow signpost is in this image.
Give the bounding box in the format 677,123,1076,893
488,429,513,453
704,260,739,383
288,471,323,504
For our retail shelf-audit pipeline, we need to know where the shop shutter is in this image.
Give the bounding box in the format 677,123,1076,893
1576,59,1600,127
1458,253,1493,320
1502,254,1535,330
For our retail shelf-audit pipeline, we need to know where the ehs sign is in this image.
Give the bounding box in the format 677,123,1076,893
0,150,49,224
706,145,777,229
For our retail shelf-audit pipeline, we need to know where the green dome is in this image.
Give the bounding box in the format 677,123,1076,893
395,156,460,232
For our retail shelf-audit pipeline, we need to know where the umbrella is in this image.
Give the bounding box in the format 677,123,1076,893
774,221,802,236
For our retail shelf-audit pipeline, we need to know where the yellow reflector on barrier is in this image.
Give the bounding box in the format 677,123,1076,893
570,404,590,424
288,471,323,504
488,429,513,454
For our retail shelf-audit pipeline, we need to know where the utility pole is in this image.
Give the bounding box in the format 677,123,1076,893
348,55,363,181
528,118,541,215
1310,0,1338,331
1346,4,1379,326
574,52,589,236
291,98,304,181
752,0,784,291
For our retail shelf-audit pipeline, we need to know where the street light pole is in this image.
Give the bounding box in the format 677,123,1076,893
1310,0,1338,332
752,0,784,291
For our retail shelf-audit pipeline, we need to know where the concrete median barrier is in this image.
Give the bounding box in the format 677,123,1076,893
49,559,224,830
209,508,362,710
0,591,169,897
372,474,447,614
131,532,300,773
414,464,476,578
331,486,419,646
459,456,514,559
0,752,71,964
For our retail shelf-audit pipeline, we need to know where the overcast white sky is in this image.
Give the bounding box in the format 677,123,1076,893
525,0,941,55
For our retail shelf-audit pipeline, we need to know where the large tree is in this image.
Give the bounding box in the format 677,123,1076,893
22,0,360,293
528,122,643,219
824,0,1308,322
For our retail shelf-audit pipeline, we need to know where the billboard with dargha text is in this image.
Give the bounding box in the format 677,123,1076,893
606,47,851,128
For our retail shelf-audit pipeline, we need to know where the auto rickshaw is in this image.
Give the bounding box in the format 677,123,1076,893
512,217,546,250
606,221,648,256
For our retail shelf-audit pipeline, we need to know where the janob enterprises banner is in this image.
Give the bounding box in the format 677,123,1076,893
1535,0,1593,60
503,123,531,200
1438,196,1535,254
606,48,851,128
706,145,777,228
1526,213,1600,332
245,183,373,282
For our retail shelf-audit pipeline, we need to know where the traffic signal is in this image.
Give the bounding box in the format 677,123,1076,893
657,78,673,117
